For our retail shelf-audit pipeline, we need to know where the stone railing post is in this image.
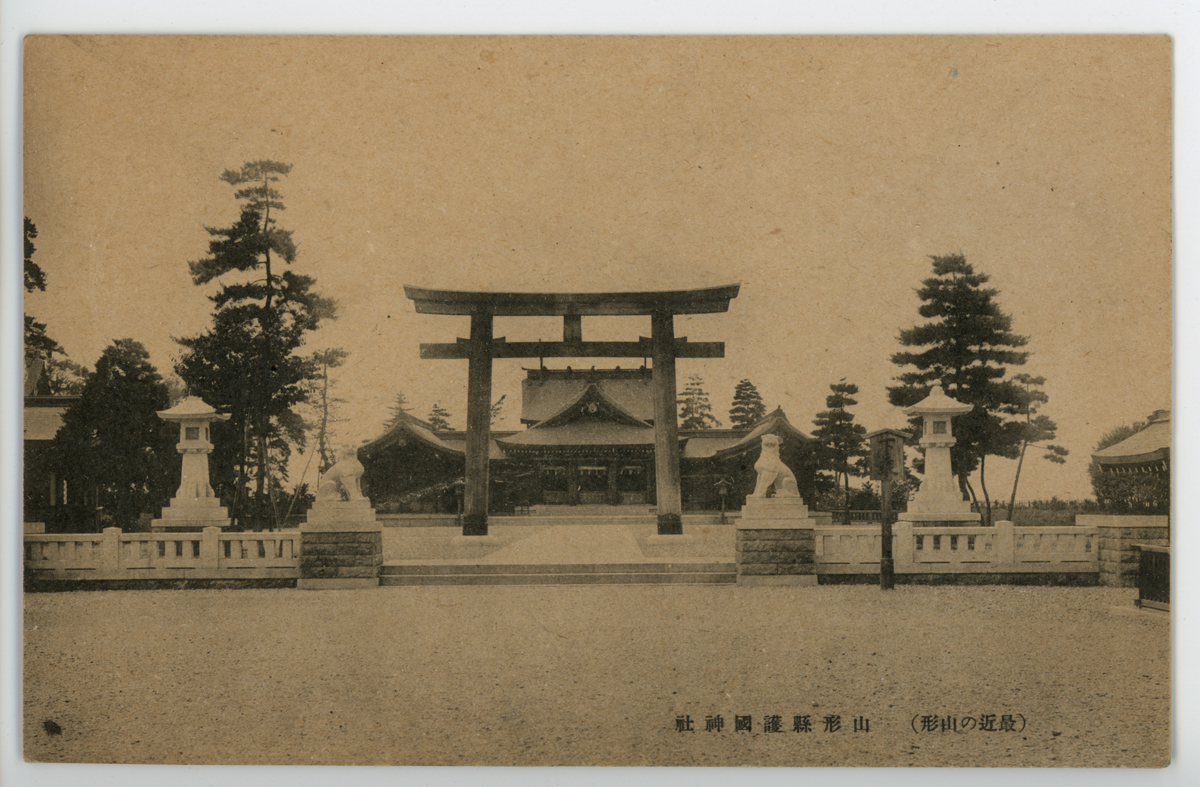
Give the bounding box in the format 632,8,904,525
994,520,1016,566
893,521,914,572
99,527,122,576
1085,514,1170,587
200,527,221,573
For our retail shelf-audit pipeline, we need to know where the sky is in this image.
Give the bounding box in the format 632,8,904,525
20,35,1172,503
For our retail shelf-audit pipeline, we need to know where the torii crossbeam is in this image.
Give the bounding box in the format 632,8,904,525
405,284,740,536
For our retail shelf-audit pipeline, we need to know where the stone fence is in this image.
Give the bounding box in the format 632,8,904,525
24,527,301,582
815,521,1098,581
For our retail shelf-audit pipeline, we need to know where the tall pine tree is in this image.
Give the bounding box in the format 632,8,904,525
888,253,1032,524
176,161,336,529
729,379,766,429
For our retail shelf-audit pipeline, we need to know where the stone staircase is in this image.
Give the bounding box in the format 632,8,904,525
380,561,736,586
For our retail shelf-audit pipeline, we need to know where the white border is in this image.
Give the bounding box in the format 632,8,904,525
2,3,1196,787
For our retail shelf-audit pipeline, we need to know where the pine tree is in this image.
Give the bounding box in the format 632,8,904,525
384,391,413,430
729,379,767,429
812,380,867,523
428,403,452,432
176,161,336,529
678,375,721,429
491,395,508,427
1003,374,1068,519
311,348,350,474
888,253,1032,524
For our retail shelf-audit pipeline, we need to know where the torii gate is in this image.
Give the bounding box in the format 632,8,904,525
405,285,740,537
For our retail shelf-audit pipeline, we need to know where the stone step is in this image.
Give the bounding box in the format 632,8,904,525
379,561,736,586
380,571,736,587
495,514,735,527
382,562,734,575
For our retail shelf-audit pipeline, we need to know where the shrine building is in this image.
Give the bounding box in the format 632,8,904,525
359,365,817,515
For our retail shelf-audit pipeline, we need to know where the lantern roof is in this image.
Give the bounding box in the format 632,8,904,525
157,396,231,423
901,385,974,417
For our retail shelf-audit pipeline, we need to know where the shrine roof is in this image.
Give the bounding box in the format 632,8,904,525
708,408,814,459
360,411,511,461
405,284,740,316
24,406,70,441
497,422,657,448
521,369,654,424
1092,409,1171,468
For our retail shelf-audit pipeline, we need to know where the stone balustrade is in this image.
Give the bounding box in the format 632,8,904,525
815,521,1099,577
24,527,301,581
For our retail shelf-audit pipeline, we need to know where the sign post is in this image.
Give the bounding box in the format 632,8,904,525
866,429,912,591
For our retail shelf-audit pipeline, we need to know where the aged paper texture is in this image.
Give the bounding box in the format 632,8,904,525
20,35,1170,768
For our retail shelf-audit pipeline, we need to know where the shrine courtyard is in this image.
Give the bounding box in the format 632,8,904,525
24,580,1168,767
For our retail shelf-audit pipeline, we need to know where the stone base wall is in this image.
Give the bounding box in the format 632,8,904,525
300,531,383,588
736,528,816,585
1079,515,1169,588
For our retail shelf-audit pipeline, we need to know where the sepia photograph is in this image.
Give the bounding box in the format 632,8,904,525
8,26,1180,778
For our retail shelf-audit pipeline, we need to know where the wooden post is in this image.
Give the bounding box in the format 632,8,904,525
463,311,493,535
880,471,895,590
608,464,620,506
567,461,579,507
651,311,683,534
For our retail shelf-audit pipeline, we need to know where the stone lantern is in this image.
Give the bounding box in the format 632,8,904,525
898,385,980,524
151,396,232,532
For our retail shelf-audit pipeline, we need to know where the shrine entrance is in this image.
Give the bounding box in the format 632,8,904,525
405,285,740,536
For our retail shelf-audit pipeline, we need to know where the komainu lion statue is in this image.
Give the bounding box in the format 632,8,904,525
751,433,800,498
317,449,366,502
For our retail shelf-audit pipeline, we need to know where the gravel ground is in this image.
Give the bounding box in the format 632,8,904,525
23,585,1168,767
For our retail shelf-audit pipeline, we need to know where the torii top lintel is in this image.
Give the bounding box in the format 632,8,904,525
404,284,740,317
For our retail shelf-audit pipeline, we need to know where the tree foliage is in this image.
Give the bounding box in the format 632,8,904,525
678,375,721,429
310,348,350,474
729,379,766,429
1003,374,1068,519
491,395,508,427
51,339,177,530
888,253,1036,523
812,380,868,522
384,390,413,431
1088,420,1169,514
176,161,336,528
23,217,63,362
428,403,452,432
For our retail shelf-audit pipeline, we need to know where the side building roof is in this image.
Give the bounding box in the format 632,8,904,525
1092,409,1170,470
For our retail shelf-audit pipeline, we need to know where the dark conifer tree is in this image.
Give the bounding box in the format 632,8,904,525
729,379,766,429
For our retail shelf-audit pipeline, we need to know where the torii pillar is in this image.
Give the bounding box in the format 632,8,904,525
406,285,740,536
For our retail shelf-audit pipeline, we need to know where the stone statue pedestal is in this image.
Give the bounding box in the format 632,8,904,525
303,499,378,530
299,499,382,590
736,496,817,586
